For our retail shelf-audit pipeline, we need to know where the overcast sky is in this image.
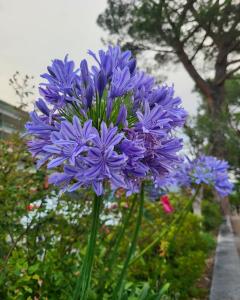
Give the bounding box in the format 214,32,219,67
0,0,200,115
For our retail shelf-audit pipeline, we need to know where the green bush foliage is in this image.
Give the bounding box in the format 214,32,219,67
201,200,222,232
0,134,216,299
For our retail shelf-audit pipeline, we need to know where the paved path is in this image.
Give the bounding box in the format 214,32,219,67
210,217,240,300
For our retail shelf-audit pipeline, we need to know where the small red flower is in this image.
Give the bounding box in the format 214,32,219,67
26,204,40,211
160,195,174,214
27,204,34,211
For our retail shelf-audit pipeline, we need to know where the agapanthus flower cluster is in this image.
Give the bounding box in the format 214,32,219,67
174,155,233,197
26,46,187,196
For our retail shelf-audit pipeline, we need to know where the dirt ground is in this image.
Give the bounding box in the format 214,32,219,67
195,254,215,300
230,215,240,255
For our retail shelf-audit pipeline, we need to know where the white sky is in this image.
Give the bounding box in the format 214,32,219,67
0,0,200,115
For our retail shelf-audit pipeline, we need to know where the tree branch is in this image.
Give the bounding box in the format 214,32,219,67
160,1,212,99
227,59,240,66
190,5,219,45
216,64,240,84
190,31,208,61
181,24,201,44
134,42,175,53
226,65,240,79
175,42,212,99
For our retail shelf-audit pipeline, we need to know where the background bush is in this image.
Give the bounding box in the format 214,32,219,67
0,134,217,300
201,200,222,232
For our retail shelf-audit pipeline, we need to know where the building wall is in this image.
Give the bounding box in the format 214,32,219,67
0,100,28,138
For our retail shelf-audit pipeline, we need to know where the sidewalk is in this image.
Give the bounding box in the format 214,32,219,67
210,217,240,300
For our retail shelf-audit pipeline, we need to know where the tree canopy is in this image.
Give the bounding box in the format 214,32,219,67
98,0,240,158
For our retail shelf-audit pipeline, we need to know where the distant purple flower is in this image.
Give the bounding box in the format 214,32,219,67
173,155,233,197
26,45,187,196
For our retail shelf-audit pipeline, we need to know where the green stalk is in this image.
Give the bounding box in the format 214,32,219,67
73,194,102,300
113,183,145,300
97,195,137,299
129,186,201,266
108,195,137,273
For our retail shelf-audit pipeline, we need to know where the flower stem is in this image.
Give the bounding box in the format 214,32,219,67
113,183,145,299
97,195,137,299
129,186,201,266
108,195,137,273
73,194,102,300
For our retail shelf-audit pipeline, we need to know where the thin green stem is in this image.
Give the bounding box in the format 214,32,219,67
129,186,201,266
97,195,137,299
108,195,137,273
113,183,145,300
73,194,102,300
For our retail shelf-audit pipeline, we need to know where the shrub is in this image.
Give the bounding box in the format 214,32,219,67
0,138,215,300
159,213,214,299
201,200,222,231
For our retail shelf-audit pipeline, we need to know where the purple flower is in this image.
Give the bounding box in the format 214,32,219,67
173,155,233,197
148,85,188,128
116,104,128,127
88,46,136,78
41,55,78,94
135,102,171,137
94,70,107,99
84,123,126,194
110,67,134,99
44,116,96,167
25,45,187,196
120,138,148,178
79,59,94,108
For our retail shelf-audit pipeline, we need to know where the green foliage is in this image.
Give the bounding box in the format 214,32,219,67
98,1,240,159
229,177,240,212
201,200,222,232
160,214,215,300
0,134,90,299
0,135,216,299
110,195,216,300
98,1,240,67
0,133,51,264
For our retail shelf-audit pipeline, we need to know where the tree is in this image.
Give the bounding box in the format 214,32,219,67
185,75,240,171
97,0,240,158
9,72,35,111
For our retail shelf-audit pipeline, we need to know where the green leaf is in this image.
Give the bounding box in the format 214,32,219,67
139,282,150,300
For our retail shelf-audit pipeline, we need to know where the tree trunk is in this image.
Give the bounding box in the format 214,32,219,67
193,186,203,216
208,85,226,158
208,51,227,158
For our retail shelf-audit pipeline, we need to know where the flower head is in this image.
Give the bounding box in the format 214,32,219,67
25,46,186,196
173,155,233,197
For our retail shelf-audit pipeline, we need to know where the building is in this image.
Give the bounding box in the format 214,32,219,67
0,99,28,138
